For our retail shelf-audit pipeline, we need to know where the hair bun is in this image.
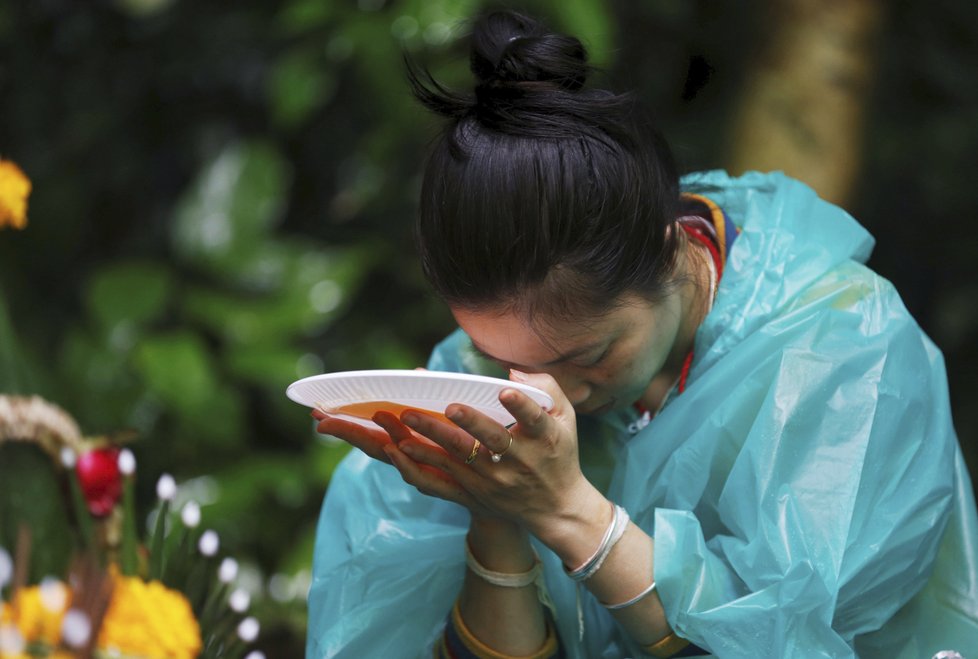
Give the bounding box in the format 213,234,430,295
470,11,588,93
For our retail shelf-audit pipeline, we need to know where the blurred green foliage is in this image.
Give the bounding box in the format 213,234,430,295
1,0,976,655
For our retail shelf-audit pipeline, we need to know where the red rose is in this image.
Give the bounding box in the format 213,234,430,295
75,447,123,517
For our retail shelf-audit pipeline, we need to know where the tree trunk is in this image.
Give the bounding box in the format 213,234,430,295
725,0,883,207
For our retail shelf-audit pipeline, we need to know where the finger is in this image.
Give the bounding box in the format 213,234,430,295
399,410,484,467
441,403,516,455
384,443,475,506
498,388,552,438
508,369,575,431
373,410,445,450
372,411,414,443
315,414,392,464
397,438,475,483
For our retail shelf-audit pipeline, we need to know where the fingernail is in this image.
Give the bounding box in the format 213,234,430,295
400,443,416,457
447,408,463,422
401,412,419,426
510,369,529,382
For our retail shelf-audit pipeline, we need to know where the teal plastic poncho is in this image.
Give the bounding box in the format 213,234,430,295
307,171,978,658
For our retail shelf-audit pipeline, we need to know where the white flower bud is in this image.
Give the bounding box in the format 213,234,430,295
218,557,239,583
198,529,219,557
0,623,25,654
245,652,266,659
229,588,251,613
156,473,177,501
0,547,11,588
60,447,76,468
117,448,136,476
61,609,91,648
181,501,201,528
237,616,260,643
39,577,68,612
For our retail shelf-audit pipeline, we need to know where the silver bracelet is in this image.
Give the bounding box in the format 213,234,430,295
565,500,617,581
566,503,630,582
603,579,657,610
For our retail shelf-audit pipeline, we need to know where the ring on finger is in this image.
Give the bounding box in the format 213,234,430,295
490,429,514,464
465,439,481,465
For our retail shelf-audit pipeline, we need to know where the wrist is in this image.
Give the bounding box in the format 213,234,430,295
527,480,611,568
468,515,534,573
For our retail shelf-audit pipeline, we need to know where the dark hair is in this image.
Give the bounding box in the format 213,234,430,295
410,10,681,321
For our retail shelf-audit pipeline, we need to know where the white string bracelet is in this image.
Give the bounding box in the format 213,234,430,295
464,540,558,621
465,541,540,588
603,579,657,610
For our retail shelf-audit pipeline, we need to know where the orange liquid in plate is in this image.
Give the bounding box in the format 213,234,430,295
325,400,452,424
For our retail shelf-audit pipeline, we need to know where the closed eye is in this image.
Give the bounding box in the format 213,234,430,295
571,345,611,368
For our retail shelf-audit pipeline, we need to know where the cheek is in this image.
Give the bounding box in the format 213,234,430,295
598,335,670,388
584,357,646,389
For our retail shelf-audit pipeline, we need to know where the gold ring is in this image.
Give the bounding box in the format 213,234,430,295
464,439,481,464
490,429,514,463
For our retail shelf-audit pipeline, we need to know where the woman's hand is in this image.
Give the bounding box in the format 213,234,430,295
382,370,609,557
312,408,465,498
312,408,398,464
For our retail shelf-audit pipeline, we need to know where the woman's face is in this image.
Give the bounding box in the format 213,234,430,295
452,291,686,415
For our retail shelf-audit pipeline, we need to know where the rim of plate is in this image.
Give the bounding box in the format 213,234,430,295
285,369,554,410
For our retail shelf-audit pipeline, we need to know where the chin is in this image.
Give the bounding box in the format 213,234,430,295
576,399,617,416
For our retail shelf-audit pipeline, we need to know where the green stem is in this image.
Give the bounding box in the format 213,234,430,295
120,475,138,575
67,468,97,556
149,499,170,580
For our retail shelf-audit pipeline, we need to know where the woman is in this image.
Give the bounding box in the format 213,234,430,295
306,11,978,658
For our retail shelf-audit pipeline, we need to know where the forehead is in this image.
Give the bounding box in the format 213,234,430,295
451,302,634,365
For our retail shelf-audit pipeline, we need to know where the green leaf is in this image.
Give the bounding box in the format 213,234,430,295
181,242,370,345
59,326,143,431
172,140,292,276
133,332,218,416
0,443,74,582
273,0,335,35
170,387,245,452
553,0,614,68
268,48,337,130
86,261,173,329
225,344,308,391
0,285,36,393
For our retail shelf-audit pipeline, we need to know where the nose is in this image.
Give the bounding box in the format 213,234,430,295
552,374,591,407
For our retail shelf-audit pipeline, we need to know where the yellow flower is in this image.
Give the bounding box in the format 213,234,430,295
97,575,202,659
0,581,68,646
0,159,32,230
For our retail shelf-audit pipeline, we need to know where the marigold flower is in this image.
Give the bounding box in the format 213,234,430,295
0,581,67,646
97,574,202,659
0,159,31,230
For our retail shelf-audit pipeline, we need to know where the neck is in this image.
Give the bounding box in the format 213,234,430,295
677,235,715,359
639,235,714,407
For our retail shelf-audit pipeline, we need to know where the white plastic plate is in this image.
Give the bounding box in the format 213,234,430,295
286,369,554,429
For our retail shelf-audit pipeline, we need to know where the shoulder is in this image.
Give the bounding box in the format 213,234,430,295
683,169,875,266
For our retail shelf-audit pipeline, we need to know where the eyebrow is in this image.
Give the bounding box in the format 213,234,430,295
469,339,604,367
